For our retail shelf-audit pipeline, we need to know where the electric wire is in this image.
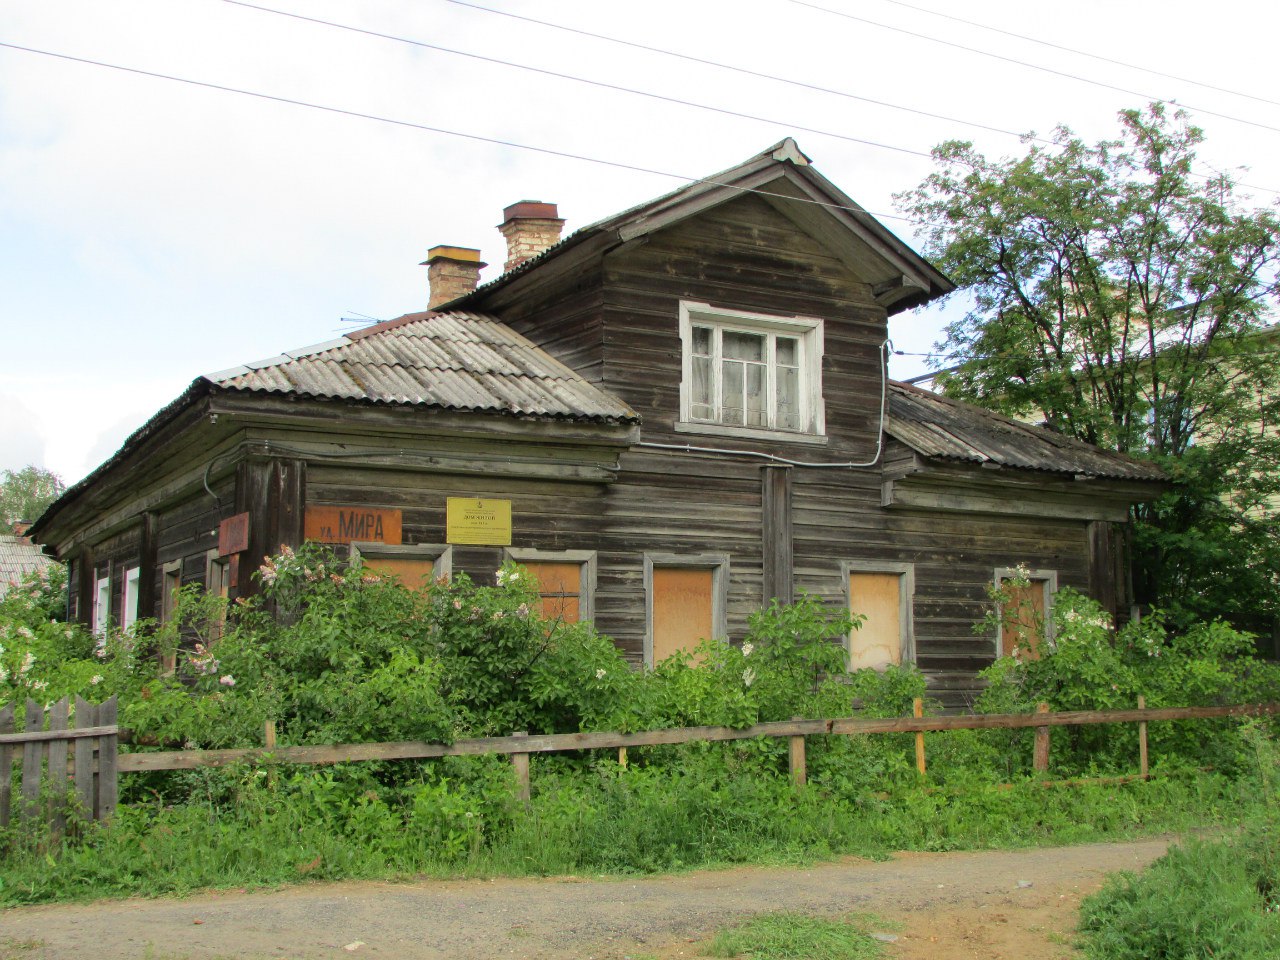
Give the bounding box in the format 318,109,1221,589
437,0,1276,197
220,0,938,162
0,39,920,225
438,0,1048,146
873,0,1280,110
790,0,1280,136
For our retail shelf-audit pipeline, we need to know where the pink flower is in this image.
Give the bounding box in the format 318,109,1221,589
219,675,236,687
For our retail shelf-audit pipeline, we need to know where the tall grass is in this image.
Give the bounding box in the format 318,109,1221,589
0,747,1246,906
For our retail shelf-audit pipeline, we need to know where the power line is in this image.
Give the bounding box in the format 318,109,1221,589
439,0,1047,146
221,0,938,162
873,0,1280,110
0,39,919,225
790,0,1280,137
437,0,1277,198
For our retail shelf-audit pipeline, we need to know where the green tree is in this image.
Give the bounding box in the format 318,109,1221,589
1,465,65,527
897,104,1280,625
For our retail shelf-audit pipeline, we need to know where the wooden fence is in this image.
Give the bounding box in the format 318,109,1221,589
0,697,117,831
2,697,1276,828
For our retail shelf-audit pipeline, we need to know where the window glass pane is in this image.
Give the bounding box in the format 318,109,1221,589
691,355,713,419
777,366,800,430
776,336,798,367
723,361,745,425
723,330,764,362
745,363,767,427
692,325,712,356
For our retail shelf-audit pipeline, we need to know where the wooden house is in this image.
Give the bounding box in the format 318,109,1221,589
30,140,1164,703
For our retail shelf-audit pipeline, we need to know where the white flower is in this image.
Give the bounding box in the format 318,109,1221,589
496,569,519,586
19,651,35,676
30,679,48,691
17,626,34,640
742,667,756,687
219,674,236,687
89,675,103,685
741,642,754,658
595,668,607,680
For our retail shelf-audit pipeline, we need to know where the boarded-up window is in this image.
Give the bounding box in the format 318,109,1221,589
996,570,1056,659
364,556,436,590
651,566,714,664
353,542,451,592
520,561,582,624
848,571,903,671
205,552,230,640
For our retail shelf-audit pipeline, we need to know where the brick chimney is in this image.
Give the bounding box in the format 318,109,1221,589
422,246,487,309
498,201,565,273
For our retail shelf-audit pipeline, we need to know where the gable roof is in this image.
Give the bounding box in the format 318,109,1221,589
207,311,637,423
456,139,955,316
887,381,1165,481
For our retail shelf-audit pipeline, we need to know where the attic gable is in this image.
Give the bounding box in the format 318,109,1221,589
460,139,954,316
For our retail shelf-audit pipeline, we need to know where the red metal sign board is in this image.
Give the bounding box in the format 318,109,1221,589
218,512,250,556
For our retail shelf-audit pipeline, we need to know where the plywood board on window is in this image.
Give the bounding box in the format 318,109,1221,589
521,561,582,624
365,557,435,591
1001,581,1046,658
652,567,713,664
848,572,902,671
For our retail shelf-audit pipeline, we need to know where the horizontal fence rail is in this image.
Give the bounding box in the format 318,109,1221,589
113,701,1280,773
5,698,1278,828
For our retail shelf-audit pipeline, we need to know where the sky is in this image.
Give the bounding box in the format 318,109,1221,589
2,0,1279,485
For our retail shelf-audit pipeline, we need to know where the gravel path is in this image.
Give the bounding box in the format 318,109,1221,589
2,839,1170,960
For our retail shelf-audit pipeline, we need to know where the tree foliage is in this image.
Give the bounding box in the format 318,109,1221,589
898,104,1280,622
1,465,65,527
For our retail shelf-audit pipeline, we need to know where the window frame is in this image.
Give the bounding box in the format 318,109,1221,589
841,560,916,670
93,567,111,638
642,551,730,667
677,301,826,443
205,549,230,640
993,567,1059,657
350,541,453,586
503,547,597,622
121,565,141,631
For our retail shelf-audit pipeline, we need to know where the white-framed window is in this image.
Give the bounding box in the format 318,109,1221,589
121,566,141,631
503,548,597,623
643,552,730,666
93,569,111,638
842,561,915,671
994,567,1059,659
351,541,452,591
678,301,825,442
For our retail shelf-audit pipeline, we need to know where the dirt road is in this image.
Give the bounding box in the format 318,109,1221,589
2,839,1169,960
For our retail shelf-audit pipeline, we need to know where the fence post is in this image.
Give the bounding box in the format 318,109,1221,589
1137,695,1148,779
98,697,118,821
20,699,43,825
0,702,14,829
913,698,926,777
1033,702,1051,773
47,698,70,839
788,716,806,788
73,697,96,821
511,731,531,805
618,746,627,769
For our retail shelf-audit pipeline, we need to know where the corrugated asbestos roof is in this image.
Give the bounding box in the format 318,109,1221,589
207,311,638,423
887,381,1165,481
0,535,54,599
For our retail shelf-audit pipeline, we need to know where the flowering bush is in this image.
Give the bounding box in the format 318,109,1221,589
976,578,1280,773
0,565,140,712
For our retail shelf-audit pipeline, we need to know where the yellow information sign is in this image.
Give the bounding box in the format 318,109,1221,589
446,497,512,545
